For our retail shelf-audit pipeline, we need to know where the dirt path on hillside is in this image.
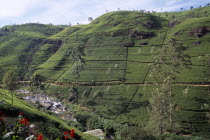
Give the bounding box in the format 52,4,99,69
18,80,210,87
47,82,210,87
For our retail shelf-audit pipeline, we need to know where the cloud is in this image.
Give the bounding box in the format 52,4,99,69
165,0,183,6
0,0,44,17
0,0,209,27
19,0,94,25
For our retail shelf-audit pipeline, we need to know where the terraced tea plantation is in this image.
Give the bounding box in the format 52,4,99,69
0,6,210,139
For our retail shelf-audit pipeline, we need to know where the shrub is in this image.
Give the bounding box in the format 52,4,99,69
93,90,104,99
119,126,155,140
164,133,205,140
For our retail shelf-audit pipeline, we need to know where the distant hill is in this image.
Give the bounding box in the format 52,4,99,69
0,6,210,137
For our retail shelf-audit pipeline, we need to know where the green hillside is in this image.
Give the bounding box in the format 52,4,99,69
0,6,210,139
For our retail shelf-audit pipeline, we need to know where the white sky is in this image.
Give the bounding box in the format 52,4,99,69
0,0,209,27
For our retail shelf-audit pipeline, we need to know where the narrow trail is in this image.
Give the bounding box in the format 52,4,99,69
124,45,129,82
42,82,210,87
18,80,210,87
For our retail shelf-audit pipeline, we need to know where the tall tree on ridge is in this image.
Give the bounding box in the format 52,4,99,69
147,38,191,139
69,46,85,104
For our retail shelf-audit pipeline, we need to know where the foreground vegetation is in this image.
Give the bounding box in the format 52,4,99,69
0,89,98,140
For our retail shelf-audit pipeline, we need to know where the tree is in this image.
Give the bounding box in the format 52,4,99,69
88,17,93,23
93,90,104,99
190,6,193,9
180,8,183,11
147,38,191,139
68,87,78,103
82,90,90,98
17,54,27,80
68,46,85,104
29,73,45,99
120,126,155,140
200,55,210,84
172,15,175,20
30,73,45,90
29,73,47,111
0,66,5,84
2,71,19,105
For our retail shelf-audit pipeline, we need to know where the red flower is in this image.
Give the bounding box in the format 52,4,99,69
63,131,68,135
37,134,44,140
24,118,28,124
2,114,5,117
70,134,74,138
20,119,24,124
70,129,75,138
19,118,28,125
19,112,23,115
64,136,68,139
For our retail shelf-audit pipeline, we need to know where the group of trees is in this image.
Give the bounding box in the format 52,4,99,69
105,3,210,15
180,3,210,11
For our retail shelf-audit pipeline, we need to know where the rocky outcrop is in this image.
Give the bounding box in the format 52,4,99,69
43,39,62,45
174,29,185,36
111,31,127,37
169,20,180,28
106,21,121,27
143,21,154,28
32,38,43,42
124,42,135,47
140,42,148,45
129,30,155,39
0,33,6,37
189,27,210,38
193,41,201,46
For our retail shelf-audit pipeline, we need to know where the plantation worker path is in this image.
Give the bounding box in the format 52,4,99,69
17,81,210,87
42,81,210,87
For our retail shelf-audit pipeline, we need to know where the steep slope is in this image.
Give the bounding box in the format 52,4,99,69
41,8,209,138
36,11,168,83
0,23,66,79
0,7,210,138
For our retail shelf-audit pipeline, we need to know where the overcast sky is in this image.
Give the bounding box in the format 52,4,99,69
0,0,209,27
